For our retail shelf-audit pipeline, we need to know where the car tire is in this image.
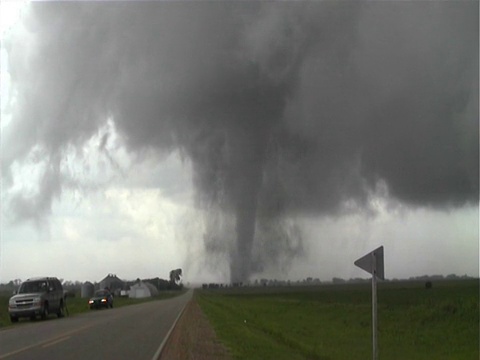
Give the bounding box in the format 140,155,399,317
57,301,64,318
41,303,49,320
10,316,18,323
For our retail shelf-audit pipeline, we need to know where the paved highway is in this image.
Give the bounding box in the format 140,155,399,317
0,290,192,360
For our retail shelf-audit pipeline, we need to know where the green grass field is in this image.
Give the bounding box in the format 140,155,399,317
0,289,186,328
197,280,479,360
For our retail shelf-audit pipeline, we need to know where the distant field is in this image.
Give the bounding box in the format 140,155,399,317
0,289,186,328
197,280,479,360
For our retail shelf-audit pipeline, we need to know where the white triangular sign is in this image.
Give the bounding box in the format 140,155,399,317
354,246,384,280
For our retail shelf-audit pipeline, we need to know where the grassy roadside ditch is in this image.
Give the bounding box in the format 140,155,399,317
197,280,479,359
0,289,187,328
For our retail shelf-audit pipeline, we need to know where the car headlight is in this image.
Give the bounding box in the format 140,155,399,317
88,300,94,304
101,298,107,302
8,299,15,306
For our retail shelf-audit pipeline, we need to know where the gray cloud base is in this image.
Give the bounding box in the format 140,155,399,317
3,2,478,282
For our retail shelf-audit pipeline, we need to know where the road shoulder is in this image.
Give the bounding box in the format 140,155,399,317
159,293,231,360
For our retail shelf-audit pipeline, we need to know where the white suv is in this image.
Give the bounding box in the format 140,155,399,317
8,277,65,323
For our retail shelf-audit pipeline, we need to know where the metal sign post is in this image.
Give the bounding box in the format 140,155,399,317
354,246,384,360
372,253,378,360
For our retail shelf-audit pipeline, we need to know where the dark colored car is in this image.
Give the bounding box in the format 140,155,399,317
88,289,113,309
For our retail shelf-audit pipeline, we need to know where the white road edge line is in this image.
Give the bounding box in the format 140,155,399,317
151,292,191,360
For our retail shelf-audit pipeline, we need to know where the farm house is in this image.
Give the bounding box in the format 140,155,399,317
99,274,125,295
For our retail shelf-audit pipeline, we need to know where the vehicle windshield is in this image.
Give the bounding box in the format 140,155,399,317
94,290,109,297
18,281,48,294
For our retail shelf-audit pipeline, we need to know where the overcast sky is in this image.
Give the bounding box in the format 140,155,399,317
1,1,478,284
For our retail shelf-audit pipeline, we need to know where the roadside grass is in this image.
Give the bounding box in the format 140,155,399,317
0,289,187,328
197,280,479,360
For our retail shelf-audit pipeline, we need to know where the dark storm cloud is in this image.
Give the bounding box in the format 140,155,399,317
3,2,478,281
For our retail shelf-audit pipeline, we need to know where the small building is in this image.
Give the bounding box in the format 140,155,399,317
81,281,95,298
129,281,158,299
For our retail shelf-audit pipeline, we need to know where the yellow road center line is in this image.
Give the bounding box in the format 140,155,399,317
41,335,71,348
0,324,93,359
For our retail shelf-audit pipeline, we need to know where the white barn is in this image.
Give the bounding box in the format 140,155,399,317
129,281,158,299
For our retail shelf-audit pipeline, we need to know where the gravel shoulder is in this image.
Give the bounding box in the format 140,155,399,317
159,294,231,360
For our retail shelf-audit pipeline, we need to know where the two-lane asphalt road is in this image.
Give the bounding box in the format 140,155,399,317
0,290,192,360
